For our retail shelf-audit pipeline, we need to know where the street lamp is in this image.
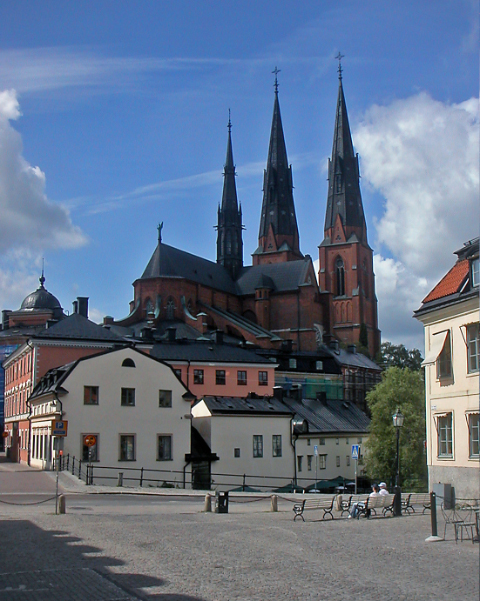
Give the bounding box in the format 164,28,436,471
392,408,404,517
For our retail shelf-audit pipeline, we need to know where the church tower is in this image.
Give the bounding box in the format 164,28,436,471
216,113,243,280
318,58,380,357
253,69,302,265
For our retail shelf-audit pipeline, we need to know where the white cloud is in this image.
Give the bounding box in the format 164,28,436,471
0,89,87,253
355,92,479,282
354,92,479,350
0,249,44,312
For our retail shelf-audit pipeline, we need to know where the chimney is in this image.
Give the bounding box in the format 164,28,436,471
103,316,114,325
2,310,11,331
290,383,303,401
77,297,89,319
72,300,78,314
273,386,283,401
167,327,176,343
329,339,339,352
213,330,224,345
347,344,357,354
141,327,153,341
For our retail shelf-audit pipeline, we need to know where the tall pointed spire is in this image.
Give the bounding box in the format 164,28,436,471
324,59,367,243
216,111,243,279
254,68,301,264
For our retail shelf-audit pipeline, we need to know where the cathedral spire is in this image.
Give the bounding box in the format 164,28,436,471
254,69,301,264
216,112,243,279
324,61,367,243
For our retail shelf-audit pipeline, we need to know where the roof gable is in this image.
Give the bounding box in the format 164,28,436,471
422,260,469,304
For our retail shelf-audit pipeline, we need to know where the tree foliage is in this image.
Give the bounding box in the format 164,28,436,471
364,367,427,491
377,341,423,371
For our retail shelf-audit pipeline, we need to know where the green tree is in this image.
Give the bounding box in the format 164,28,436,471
377,341,423,371
364,367,427,491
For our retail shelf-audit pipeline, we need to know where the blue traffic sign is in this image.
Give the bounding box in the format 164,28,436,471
351,444,360,460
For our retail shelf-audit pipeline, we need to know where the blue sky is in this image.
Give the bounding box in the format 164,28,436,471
0,1,478,351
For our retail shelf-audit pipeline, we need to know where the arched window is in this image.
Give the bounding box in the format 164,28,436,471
122,358,136,368
166,298,175,320
335,257,345,296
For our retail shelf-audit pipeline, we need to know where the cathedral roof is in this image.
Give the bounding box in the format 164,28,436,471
236,258,312,295
140,242,238,295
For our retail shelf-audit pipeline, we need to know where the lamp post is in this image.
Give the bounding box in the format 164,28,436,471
392,408,404,517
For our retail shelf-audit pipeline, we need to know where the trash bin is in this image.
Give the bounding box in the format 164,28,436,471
215,491,229,513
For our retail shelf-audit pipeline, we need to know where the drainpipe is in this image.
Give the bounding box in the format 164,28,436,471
290,417,298,486
297,294,301,351
183,459,191,489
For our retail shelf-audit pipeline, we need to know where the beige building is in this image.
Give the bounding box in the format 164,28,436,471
415,238,479,501
28,347,194,486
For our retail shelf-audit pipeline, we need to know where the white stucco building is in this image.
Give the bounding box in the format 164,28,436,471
28,347,194,486
415,238,479,501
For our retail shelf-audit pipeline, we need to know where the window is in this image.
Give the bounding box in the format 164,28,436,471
316,361,323,371
469,414,479,457
237,370,247,385
121,388,135,406
174,368,182,379
335,257,345,296
437,331,452,379
84,386,99,405
82,434,98,461
166,298,175,320
357,437,362,444
467,323,480,373
157,435,172,461
307,438,311,446
319,455,327,469
258,371,268,386
122,358,135,368
437,413,453,457
336,438,339,445
216,370,226,385
272,435,282,457
336,455,341,467
346,455,350,466
319,437,325,446
345,438,349,444
289,358,297,369
472,257,479,287
234,448,241,458
307,455,313,471
120,435,135,461
253,435,263,458
297,455,303,472
193,369,204,385
159,390,172,408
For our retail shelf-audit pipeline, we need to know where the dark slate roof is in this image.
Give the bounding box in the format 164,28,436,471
235,259,312,295
325,345,381,371
140,242,238,295
34,313,125,342
197,395,293,416
199,303,283,342
29,362,76,400
281,396,370,434
150,341,274,364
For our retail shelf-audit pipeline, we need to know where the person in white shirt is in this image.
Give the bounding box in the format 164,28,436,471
379,482,389,495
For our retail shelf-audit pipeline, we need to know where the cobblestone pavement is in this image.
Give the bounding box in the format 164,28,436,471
1,500,478,601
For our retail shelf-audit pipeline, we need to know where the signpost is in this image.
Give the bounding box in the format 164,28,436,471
351,445,360,494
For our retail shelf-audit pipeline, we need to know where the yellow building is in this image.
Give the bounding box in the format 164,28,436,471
415,238,479,501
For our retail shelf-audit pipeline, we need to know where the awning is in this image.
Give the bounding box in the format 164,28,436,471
422,331,448,366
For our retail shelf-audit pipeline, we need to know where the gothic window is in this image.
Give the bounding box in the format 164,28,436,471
335,257,345,296
166,298,175,320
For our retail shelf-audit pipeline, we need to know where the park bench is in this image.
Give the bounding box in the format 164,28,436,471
340,494,369,517
402,492,431,514
293,495,336,521
356,493,395,519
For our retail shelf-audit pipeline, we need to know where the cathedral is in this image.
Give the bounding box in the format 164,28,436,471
113,66,381,358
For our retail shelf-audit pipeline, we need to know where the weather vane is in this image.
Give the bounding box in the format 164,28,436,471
272,66,281,93
335,52,345,80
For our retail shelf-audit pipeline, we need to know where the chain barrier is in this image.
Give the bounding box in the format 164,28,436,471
0,495,57,506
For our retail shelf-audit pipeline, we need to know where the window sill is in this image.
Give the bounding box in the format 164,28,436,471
157,458,173,462
437,455,454,461
118,459,136,462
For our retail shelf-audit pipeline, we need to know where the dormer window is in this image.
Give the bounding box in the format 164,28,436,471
471,257,479,287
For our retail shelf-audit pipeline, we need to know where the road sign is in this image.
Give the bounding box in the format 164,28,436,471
313,445,318,456
351,444,360,460
84,434,97,447
2,431,8,438
52,421,68,436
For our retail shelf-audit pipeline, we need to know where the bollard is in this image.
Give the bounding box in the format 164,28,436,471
425,491,442,542
204,494,212,512
335,494,343,512
117,472,124,487
271,495,278,512
58,494,66,514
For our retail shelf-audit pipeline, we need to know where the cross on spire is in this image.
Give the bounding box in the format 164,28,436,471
335,52,345,80
228,108,232,133
272,66,281,93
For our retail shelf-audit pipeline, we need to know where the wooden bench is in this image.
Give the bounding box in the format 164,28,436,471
293,496,336,521
340,494,369,517
356,494,395,519
403,492,431,514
